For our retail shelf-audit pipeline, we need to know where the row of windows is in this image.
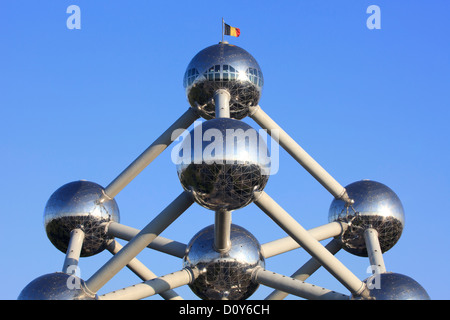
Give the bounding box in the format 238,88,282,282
184,65,263,87
204,64,240,82
246,68,264,87
184,68,199,87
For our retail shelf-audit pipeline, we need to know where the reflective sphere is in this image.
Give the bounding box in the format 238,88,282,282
44,180,120,257
183,224,265,300
176,118,270,211
184,42,263,120
353,272,430,300
328,180,405,257
18,272,98,300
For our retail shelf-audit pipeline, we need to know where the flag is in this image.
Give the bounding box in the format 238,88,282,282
224,23,240,37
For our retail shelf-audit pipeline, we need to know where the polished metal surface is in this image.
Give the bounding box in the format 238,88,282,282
183,224,265,300
184,42,263,120
18,273,98,300
23,39,430,301
354,272,430,300
328,180,405,257
176,118,270,211
44,180,120,257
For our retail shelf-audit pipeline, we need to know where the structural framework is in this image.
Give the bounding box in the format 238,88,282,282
18,42,430,300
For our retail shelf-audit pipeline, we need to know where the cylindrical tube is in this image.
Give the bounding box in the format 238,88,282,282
266,239,342,300
106,222,187,258
99,268,196,300
250,105,352,203
254,191,365,295
85,191,193,294
252,267,349,300
364,228,386,274
214,89,231,118
214,210,232,252
103,108,199,200
106,240,182,300
62,228,85,274
261,221,346,258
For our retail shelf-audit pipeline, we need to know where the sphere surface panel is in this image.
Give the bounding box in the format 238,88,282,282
183,224,265,300
18,272,97,300
44,180,120,257
354,273,430,300
328,180,405,257
184,42,263,120
176,118,270,211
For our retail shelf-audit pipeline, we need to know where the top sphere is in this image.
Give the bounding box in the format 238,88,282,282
44,180,120,257
328,180,405,257
184,42,263,120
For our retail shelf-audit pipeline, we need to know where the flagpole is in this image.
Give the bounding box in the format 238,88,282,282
222,17,224,42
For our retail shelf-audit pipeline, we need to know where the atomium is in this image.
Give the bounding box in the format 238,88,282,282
20,38,430,301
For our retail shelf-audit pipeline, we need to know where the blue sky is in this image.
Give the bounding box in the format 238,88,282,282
1,1,449,300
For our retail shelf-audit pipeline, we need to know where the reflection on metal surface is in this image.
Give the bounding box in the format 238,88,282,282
183,224,265,300
354,272,430,300
176,118,270,211
328,180,405,257
184,42,263,120
44,180,120,257
20,39,431,301
17,273,97,300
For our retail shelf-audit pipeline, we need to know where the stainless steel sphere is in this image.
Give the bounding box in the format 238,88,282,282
18,272,98,300
353,272,430,300
328,180,405,257
183,224,265,300
44,180,120,257
176,118,270,211
184,42,263,120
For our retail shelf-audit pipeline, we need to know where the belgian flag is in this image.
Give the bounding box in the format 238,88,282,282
224,23,240,37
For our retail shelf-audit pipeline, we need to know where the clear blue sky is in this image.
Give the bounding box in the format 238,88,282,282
1,0,449,300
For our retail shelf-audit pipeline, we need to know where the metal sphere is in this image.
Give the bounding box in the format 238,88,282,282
176,118,270,211
183,224,265,300
44,180,120,257
184,42,263,120
328,180,405,257
18,272,98,300
353,272,430,300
